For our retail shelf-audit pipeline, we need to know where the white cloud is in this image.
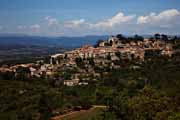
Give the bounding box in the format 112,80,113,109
0,26,3,30
63,12,135,30
90,12,135,29
17,25,27,29
12,9,180,36
45,16,51,20
137,9,180,27
30,24,40,32
45,16,59,26
64,19,86,28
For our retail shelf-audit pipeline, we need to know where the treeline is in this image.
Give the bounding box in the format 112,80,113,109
95,33,180,47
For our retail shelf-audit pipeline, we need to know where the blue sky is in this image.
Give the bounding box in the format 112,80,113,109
0,0,180,36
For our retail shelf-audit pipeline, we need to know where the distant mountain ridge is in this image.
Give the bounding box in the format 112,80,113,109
0,35,108,48
1,34,179,48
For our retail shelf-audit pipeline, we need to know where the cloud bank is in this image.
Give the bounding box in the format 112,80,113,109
30,24,41,32
2,9,179,36
137,9,180,28
45,16,59,26
90,12,135,29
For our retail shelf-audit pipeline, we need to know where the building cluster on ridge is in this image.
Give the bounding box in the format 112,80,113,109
0,34,176,86
50,35,173,66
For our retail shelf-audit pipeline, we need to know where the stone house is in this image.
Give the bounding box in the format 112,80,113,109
64,79,80,86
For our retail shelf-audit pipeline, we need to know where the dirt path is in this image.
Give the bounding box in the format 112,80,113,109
92,105,107,108
51,105,106,120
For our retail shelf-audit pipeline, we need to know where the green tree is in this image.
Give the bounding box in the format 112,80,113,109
15,66,31,81
154,33,161,40
39,93,52,120
75,57,85,68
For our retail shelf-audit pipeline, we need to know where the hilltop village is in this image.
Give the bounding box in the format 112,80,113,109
0,34,177,86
